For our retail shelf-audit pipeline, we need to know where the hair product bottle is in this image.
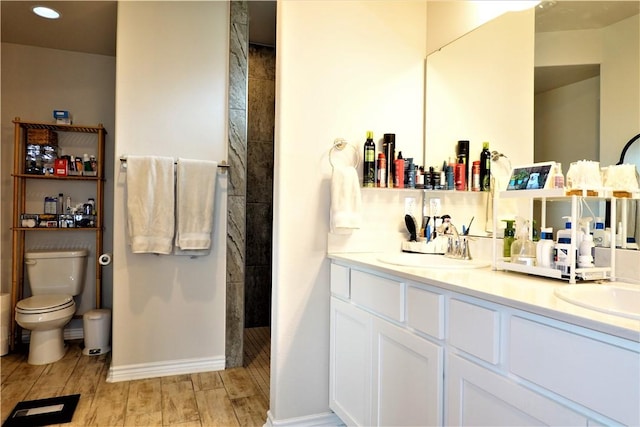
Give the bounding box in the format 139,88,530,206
383,133,395,188
363,131,376,188
480,141,491,191
457,140,470,190
376,152,386,188
394,151,405,188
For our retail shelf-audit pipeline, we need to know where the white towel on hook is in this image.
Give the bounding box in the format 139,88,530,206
175,158,218,252
330,165,362,233
126,156,175,254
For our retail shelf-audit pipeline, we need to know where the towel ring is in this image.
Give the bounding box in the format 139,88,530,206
329,138,359,169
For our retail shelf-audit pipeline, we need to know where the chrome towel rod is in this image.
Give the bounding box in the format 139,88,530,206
119,156,229,170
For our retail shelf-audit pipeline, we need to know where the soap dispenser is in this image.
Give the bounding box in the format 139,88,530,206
502,219,516,259
510,219,536,266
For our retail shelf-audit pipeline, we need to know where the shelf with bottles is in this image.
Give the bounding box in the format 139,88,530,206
10,118,106,351
492,191,616,284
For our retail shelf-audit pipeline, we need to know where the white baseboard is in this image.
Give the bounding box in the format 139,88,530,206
264,410,344,427
107,355,225,383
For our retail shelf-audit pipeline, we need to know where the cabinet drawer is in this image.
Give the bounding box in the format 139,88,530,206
351,270,404,321
330,263,350,298
448,299,500,364
509,316,639,426
407,285,444,339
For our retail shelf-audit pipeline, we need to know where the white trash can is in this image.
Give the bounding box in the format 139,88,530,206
83,309,111,356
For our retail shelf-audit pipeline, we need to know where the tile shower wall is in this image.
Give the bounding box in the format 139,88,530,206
246,44,275,328
227,1,248,368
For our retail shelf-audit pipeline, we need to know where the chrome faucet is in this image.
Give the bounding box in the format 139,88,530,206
440,216,473,260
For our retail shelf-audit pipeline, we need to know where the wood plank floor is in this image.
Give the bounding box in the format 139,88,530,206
1,327,271,426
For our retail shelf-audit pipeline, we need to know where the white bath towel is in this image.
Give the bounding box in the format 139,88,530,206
175,158,218,251
330,165,362,233
126,156,176,254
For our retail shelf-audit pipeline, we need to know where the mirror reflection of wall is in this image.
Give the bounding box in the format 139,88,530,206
425,8,535,235
534,1,640,240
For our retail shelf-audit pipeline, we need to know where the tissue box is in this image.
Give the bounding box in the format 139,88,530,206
38,214,58,228
53,110,72,125
54,158,68,176
20,214,39,228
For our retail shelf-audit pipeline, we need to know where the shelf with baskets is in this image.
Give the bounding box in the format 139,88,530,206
492,189,617,285
10,117,107,351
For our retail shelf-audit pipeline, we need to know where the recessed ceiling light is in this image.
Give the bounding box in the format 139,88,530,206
32,6,61,19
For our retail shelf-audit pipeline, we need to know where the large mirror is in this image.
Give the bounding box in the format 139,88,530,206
534,1,640,243
425,1,640,247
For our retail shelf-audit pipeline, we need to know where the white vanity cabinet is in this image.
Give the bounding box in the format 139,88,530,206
371,317,443,426
329,258,640,427
329,263,444,426
330,297,372,427
446,353,588,426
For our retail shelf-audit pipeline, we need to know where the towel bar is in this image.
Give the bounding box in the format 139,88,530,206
119,156,229,170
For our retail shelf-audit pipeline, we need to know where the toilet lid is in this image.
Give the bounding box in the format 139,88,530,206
16,295,74,313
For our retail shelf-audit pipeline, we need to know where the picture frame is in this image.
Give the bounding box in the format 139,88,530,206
506,162,555,191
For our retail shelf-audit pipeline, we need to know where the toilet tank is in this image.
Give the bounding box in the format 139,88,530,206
25,249,89,296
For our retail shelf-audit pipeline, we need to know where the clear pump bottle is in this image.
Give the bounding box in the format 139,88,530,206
511,220,536,266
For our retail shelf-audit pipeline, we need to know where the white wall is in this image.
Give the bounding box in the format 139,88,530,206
109,1,229,379
272,0,426,423
1,43,116,324
536,14,640,167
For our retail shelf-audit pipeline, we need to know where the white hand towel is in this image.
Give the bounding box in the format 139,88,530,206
330,165,362,233
175,158,218,251
126,156,175,254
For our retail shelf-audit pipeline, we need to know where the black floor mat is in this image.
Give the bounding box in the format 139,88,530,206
2,394,80,427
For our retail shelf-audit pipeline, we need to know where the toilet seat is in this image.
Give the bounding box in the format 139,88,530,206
16,295,74,314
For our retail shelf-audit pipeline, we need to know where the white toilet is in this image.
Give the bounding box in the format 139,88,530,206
15,249,88,365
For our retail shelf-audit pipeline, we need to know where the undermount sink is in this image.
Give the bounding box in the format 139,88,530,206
554,284,640,320
377,252,490,269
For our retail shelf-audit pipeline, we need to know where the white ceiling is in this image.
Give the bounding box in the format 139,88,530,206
535,0,640,32
0,1,276,56
1,1,118,56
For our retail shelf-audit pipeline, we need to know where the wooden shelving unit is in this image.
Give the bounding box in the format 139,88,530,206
10,117,106,351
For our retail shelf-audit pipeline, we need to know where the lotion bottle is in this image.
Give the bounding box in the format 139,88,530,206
555,216,574,276
536,227,554,268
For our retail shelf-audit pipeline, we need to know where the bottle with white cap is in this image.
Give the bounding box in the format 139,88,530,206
536,227,555,268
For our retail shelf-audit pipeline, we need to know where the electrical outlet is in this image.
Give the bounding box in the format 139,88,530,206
404,197,416,216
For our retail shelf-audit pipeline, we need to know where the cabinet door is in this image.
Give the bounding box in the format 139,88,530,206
372,317,443,427
446,354,587,426
330,297,372,426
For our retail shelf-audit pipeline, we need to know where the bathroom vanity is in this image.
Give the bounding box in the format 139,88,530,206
328,252,639,426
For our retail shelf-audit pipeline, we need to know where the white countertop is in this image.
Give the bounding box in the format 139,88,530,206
328,252,640,342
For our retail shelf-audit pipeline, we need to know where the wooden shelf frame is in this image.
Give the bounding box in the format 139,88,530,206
10,117,107,351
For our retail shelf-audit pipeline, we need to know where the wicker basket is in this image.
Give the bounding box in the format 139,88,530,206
27,129,58,145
